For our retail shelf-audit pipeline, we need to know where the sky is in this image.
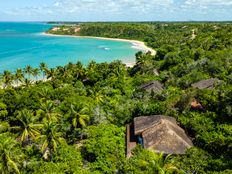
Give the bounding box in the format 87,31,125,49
0,0,232,21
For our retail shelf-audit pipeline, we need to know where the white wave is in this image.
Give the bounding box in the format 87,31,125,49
131,45,145,51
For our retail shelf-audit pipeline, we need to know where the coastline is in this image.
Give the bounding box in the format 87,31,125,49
0,33,156,89
42,32,156,67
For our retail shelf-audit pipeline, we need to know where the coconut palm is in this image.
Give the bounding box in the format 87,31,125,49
37,121,65,160
39,62,48,79
38,87,51,101
67,103,90,128
151,153,179,174
89,89,105,104
65,62,75,70
24,65,33,80
32,68,40,82
46,68,56,80
22,78,32,88
11,109,42,144
15,68,24,86
56,66,71,80
75,61,86,79
0,133,21,174
87,60,97,73
39,100,60,122
2,70,13,88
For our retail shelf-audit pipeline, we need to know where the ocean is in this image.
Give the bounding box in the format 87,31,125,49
0,22,140,72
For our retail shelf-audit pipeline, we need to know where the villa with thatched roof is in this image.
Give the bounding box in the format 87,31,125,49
190,78,220,110
139,80,164,93
126,115,193,157
191,78,219,89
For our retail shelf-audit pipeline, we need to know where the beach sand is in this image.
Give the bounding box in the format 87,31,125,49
43,33,156,67
0,34,156,89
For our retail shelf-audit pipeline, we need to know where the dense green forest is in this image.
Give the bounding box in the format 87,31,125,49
1,22,232,173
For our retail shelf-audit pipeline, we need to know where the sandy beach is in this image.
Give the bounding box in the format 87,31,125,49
43,33,156,67
0,33,156,89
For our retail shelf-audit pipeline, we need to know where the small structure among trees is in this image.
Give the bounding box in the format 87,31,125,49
191,78,219,89
139,80,164,93
126,115,193,157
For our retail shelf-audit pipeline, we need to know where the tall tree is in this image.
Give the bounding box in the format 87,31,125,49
32,68,40,82
11,109,42,144
67,103,90,128
0,133,22,174
37,121,65,160
22,78,32,88
15,68,24,86
46,68,56,81
39,100,60,122
24,65,33,80
39,62,48,80
2,70,13,88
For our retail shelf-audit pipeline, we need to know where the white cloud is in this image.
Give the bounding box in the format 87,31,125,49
6,0,174,16
2,0,232,21
54,2,60,7
184,0,232,7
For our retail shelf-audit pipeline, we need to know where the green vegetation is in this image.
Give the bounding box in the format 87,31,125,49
1,22,232,173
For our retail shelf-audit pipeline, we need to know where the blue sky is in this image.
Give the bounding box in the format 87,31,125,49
0,0,232,21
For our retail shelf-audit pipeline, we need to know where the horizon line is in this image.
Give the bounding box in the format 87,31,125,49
0,20,232,23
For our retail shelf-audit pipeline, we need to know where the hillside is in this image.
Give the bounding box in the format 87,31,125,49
1,22,232,173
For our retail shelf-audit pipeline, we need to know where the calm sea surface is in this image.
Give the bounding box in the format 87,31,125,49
0,22,140,72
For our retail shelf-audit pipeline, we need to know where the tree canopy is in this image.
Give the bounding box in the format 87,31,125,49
0,22,232,173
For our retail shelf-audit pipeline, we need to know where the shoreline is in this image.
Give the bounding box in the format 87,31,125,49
0,33,156,89
42,32,156,67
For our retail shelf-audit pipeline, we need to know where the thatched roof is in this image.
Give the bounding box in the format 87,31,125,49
134,115,176,135
139,81,164,93
191,78,218,89
134,115,193,154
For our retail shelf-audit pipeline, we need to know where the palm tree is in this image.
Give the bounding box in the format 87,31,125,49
37,121,65,160
32,68,40,82
135,52,152,74
2,70,13,88
0,133,21,174
39,62,48,80
46,68,56,80
67,103,90,128
75,61,86,79
65,62,75,70
89,89,105,104
39,100,60,122
11,109,42,144
38,87,51,101
86,61,97,80
15,68,24,86
151,153,179,174
22,78,32,88
87,60,97,72
24,65,33,80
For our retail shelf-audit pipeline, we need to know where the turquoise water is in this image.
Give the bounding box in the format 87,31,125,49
0,22,140,72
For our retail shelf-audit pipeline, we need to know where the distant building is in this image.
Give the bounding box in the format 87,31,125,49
190,78,220,110
139,80,164,93
191,78,219,89
74,28,81,33
51,27,59,31
126,115,193,157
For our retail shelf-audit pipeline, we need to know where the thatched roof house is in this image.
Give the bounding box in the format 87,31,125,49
126,115,193,157
191,78,218,89
140,81,164,93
